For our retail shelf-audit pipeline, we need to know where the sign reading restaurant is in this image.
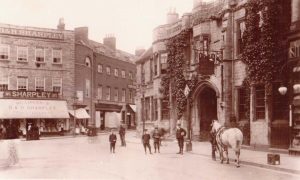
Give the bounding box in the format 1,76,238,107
2,90,59,99
0,27,64,40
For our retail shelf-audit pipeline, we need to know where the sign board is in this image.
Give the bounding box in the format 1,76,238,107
1,90,59,99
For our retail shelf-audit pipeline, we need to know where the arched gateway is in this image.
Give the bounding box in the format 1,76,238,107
191,81,219,141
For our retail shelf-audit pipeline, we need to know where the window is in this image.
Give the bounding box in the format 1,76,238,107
160,53,168,74
273,83,289,120
150,58,153,81
255,85,265,120
17,76,28,91
106,66,111,75
85,57,91,67
97,85,102,100
114,88,119,101
98,64,103,73
106,86,111,101
153,99,158,121
17,46,28,61
129,90,133,103
0,77,9,91
0,45,9,60
141,63,145,84
52,49,62,64
238,88,247,120
35,77,45,92
122,89,126,102
114,68,119,77
145,97,150,121
85,79,90,97
35,47,45,62
129,72,133,80
154,54,158,76
52,78,62,94
237,21,245,54
161,99,170,119
121,70,125,78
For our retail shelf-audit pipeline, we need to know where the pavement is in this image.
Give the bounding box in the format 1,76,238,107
20,130,300,175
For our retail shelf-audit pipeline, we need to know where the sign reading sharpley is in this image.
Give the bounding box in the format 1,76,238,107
3,90,59,99
0,27,64,40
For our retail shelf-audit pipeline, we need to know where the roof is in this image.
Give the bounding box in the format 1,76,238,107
135,47,153,64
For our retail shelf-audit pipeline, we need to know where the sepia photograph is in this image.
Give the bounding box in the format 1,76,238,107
0,0,299,179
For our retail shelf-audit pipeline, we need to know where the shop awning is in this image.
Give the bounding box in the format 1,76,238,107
69,108,90,119
129,105,136,112
0,99,70,119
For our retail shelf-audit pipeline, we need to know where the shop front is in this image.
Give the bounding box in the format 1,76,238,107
0,90,70,138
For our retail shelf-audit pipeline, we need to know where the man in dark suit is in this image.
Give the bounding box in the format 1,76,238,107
152,127,161,153
119,125,126,147
109,129,117,153
142,129,152,154
176,123,186,155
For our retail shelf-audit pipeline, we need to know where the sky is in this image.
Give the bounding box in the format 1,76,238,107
0,0,198,54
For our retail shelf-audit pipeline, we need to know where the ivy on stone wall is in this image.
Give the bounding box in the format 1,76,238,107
160,28,197,119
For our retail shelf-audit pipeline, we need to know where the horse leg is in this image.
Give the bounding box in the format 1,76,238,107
236,149,240,168
219,149,224,164
225,148,229,164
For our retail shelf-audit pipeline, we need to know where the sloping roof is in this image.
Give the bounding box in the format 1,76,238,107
135,47,153,64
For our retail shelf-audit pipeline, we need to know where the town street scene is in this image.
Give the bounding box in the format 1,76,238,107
0,0,300,179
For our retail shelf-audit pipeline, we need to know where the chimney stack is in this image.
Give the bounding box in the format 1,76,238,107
103,34,116,51
57,18,65,30
75,27,89,43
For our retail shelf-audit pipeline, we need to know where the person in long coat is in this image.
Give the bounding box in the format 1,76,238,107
152,127,161,153
119,125,126,147
176,123,186,155
109,129,117,153
142,129,152,154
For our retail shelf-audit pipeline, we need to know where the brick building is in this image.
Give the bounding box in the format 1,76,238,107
75,28,136,130
0,19,75,136
136,0,297,151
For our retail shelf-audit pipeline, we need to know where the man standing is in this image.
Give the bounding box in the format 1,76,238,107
210,130,217,160
119,125,126,147
109,129,117,153
142,129,152,154
152,127,161,153
176,123,186,155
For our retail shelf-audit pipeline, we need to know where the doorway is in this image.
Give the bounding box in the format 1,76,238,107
198,87,217,141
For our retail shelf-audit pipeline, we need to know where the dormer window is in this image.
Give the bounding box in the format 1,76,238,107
85,56,91,67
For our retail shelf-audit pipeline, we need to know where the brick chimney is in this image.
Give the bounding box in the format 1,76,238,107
167,8,179,24
103,34,116,51
57,18,65,30
75,27,89,43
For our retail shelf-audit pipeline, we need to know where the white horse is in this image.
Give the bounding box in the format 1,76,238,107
211,120,243,167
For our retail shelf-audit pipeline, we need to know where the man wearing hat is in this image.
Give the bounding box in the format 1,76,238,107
142,129,152,154
152,127,161,153
176,123,186,155
109,129,117,153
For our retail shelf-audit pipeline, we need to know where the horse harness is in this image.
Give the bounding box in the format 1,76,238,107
215,126,227,152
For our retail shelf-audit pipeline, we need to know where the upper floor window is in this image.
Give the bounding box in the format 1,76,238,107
121,70,126,78
0,77,9,91
106,66,111,75
97,85,102,100
114,68,119,77
238,87,247,120
17,46,28,61
141,63,145,84
53,49,62,64
35,47,45,62
160,53,168,74
35,77,45,92
255,85,265,120
17,76,28,91
237,20,246,54
0,45,9,60
129,72,133,80
52,78,62,95
85,79,90,97
114,88,119,101
98,64,103,73
122,89,126,102
129,90,133,103
85,57,91,67
106,86,111,101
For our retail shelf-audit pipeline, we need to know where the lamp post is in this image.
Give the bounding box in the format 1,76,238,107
72,95,78,137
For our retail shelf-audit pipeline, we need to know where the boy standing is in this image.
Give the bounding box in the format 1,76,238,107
109,129,117,153
142,129,152,154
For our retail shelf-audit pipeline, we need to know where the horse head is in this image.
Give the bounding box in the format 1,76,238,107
210,119,221,134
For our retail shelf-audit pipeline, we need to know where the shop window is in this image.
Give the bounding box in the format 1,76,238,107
98,64,103,73
122,89,126,102
97,85,102,100
273,83,289,120
35,77,45,92
35,47,45,62
237,20,245,55
106,86,111,101
0,44,9,60
52,49,62,64
0,77,8,91
17,46,28,61
106,66,111,75
17,76,28,91
121,70,126,78
52,78,62,95
161,99,170,120
238,87,247,120
255,85,265,120
114,68,119,77
85,79,90,97
114,88,119,101
85,57,91,67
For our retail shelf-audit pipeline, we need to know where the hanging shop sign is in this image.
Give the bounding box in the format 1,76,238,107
1,90,59,99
